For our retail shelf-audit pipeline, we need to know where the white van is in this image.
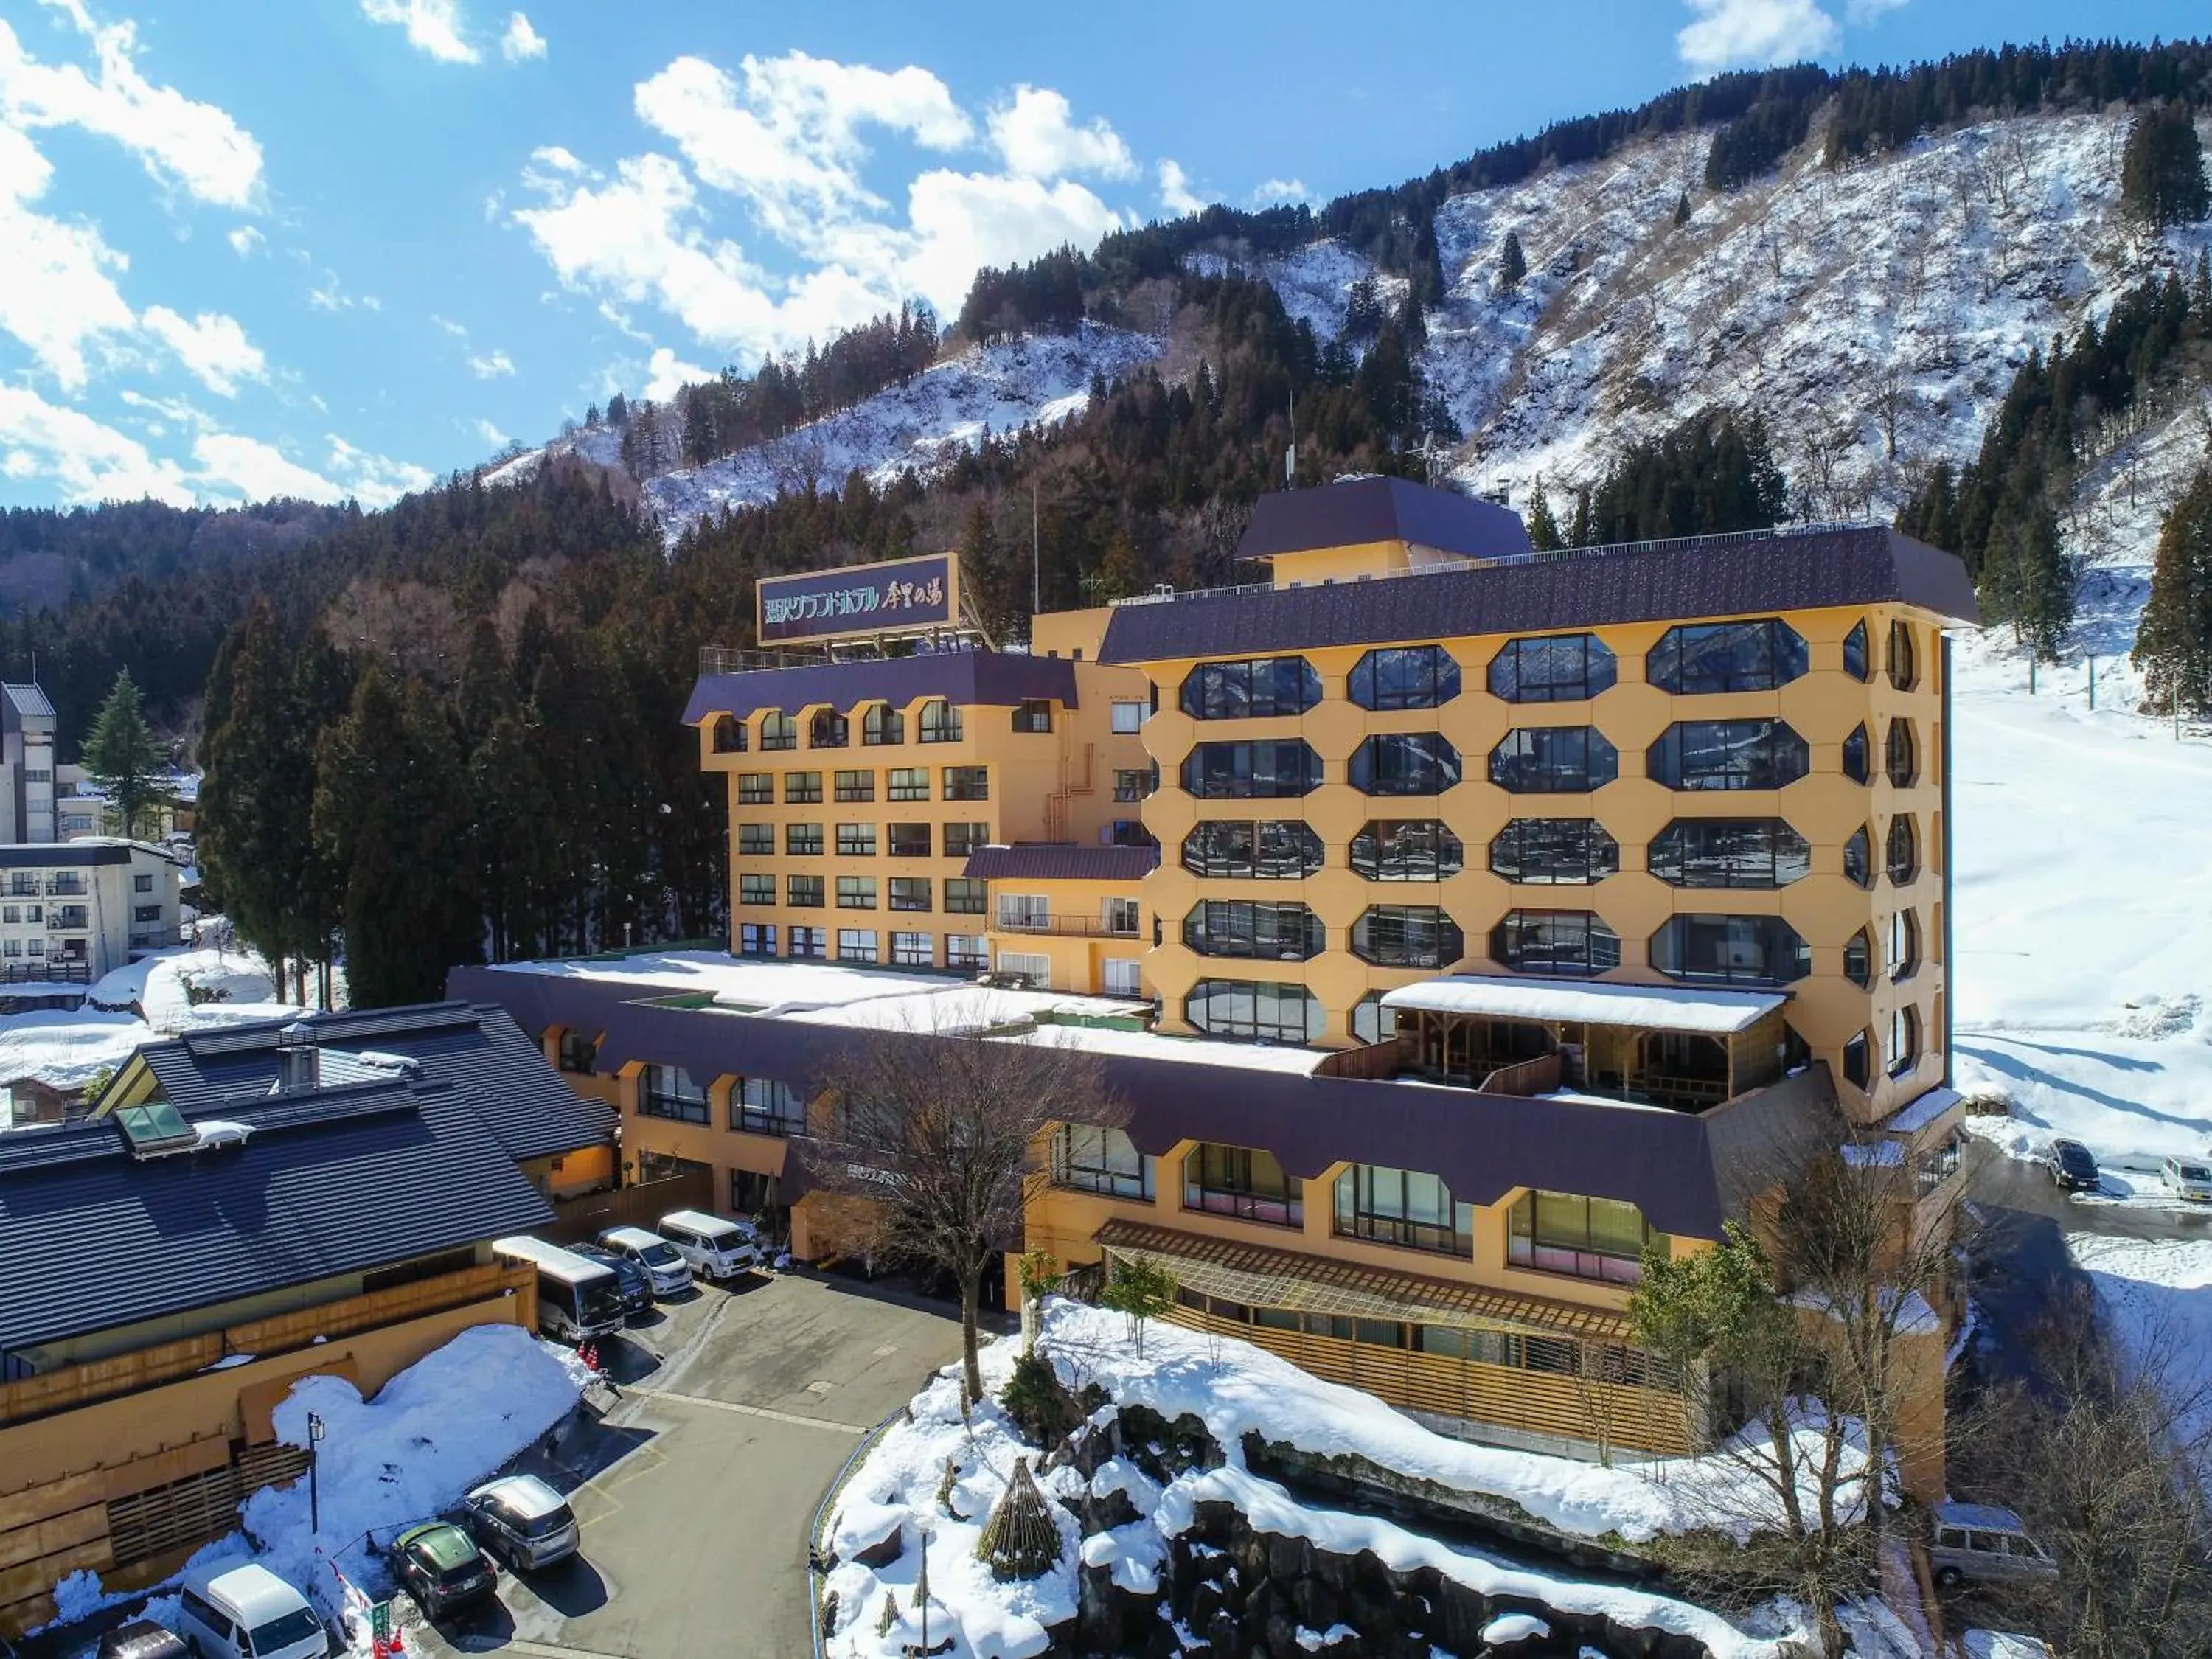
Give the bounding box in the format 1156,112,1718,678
175,1562,327,1659
597,1224,694,1297
659,1209,759,1280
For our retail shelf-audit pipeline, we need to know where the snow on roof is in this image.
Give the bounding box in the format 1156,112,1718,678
492,950,969,1015
1882,1085,1961,1137
1380,975,1785,1034
780,982,1147,1035
998,1020,1329,1076
192,1119,252,1149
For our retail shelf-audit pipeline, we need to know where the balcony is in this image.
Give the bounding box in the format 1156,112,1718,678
46,909,88,932
993,914,1142,939
45,877,86,897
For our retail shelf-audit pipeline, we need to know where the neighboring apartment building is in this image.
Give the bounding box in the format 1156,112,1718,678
0,1000,616,1636
0,684,57,844
0,838,183,986
459,478,1977,1490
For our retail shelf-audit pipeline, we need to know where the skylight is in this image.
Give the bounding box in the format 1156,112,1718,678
115,1100,197,1159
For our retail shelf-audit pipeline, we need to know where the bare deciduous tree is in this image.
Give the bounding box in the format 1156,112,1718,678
811,1019,1125,1406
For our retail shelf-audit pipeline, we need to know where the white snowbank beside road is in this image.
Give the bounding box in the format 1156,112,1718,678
2068,1236,2212,1475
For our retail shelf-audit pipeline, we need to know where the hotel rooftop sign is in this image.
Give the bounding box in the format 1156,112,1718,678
756,552,961,646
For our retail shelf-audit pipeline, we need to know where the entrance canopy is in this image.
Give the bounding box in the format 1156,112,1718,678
1380,975,1786,1036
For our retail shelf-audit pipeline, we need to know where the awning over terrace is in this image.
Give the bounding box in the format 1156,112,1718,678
1380,975,1787,1037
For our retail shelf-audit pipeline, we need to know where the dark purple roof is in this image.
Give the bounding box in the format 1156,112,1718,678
961,844,1160,882
1239,477,1535,563
684,653,1079,724
448,963,1836,1239
1103,525,1978,664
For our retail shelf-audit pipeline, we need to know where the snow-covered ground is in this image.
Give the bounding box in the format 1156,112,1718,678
2068,1236,2212,1472
821,1301,1820,1659
44,1324,588,1655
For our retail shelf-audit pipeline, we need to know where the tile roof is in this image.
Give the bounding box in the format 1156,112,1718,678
1237,477,1536,563
0,1075,553,1354
684,653,1079,724
1100,524,1978,664
961,843,1160,882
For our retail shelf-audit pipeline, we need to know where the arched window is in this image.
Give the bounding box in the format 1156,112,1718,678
1886,815,1919,885
1843,723,1871,785
1351,733,1462,796
1888,1004,1921,1077
1843,619,1870,681
1889,908,1921,981
1885,719,1918,787
1487,634,1617,703
712,714,747,753
862,703,905,745
1350,646,1460,711
1888,620,1918,691
1646,720,1809,790
1843,825,1873,888
1844,928,1874,988
1648,820,1809,888
1489,819,1618,884
1489,728,1618,793
1646,619,1809,695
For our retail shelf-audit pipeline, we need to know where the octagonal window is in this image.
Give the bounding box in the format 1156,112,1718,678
1182,740,1323,799
1180,656,1321,720
1182,821,1325,879
1648,819,1809,888
1350,733,1461,796
1489,819,1619,884
1647,720,1809,791
1886,814,1919,885
1646,619,1809,695
1351,821,1464,882
1488,634,1617,703
1649,915,1811,985
1352,906,1464,970
1489,728,1618,793
1183,900,1326,961
1350,645,1460,711
1491,911,1621,976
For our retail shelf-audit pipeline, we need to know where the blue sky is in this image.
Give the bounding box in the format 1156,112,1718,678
0,0,2202,512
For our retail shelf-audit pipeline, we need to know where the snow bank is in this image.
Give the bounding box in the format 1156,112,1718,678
0,1008,147,1092
2070,1237,2212,1474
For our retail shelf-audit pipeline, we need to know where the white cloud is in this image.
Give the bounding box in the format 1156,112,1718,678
1677,0,1840,71
1248,178,1309,206
633,52,973,247
0,125,136,389
467,349,515,378
140,305,266,395
902,168,1119,317
529,144,585,175
0,12,263,209
1844,0,1907,19
0,380,192,503
227,224,264,257
307,271,380,311
324,435,435,505
433,314,469,338
1158,159,1205,217
987,86,1136,182
644,345,712,401
499,10,544,62
358,0,479,66
474,417,510,445
190,431,349,501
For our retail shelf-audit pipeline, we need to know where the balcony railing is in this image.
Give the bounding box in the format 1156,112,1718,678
994,915,1142,939
46,912,88,932
45,878,86,897
0,960,88,985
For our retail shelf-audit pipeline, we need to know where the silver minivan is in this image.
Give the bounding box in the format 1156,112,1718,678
596,1224,693,1297
1930,1500,2059,1589
658,1209,759,1280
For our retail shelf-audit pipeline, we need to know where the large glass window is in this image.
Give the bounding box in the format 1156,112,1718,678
1489,634,1617,703
785,771,823,804
1647,720,1809,791
1180,657,1321,719
943,823,989,859
834,770,874,802
1489,728,1618,793
1183,820,1326,879
1352,991,1399,1046
1845,928,1874,988
787,822,824,856
641,1065,710,1124
1646,619,1809,695
835,823,877,857
1350,646,1461,711
737,824,773,856
1886,719,1919,788
1888,620,1918,691
1489,818,1618,884
1843,826,1873,888
862,703,905,745
1843,724,1871,785
809,709,849,749
737,772,774,805
1507,1191,1657,1284
1186,979,1324,1043
739,874,774,905
789,925,827,959
945,878,988,914
1351,733,1462,796
1185,1144,1302,1227
919,700,964,743
1352,906,1464,969
889,877,932,912
1843,619,1871,681
943,766,990,800
1183,901,1325,960
762,712,798,751
1843,1030,1873,1089
835,875,877,909
712,715,747,754
1013,699,1054,734
737,922,776,959
1052,1124,1155,1200
1647,819,1810,888
1890,908,1921,980
888,768,929,801
1335,1166,1470,1255
945,934,987,970
838,928,877,962
1352,820,1466,882
1492,911,1621,975
787,874,824,907
1183,741,1323,799
1887,815,1919,885
892,931,934,965
1650,915,1811,984
1889,1004,1921,1077
731,1077,805,1137
888,823,931,858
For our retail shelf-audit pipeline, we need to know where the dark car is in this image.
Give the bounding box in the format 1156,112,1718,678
2043,1138,2101,1192
569,1242,653,1316
97,1621,189,1659
389,1520,498,1616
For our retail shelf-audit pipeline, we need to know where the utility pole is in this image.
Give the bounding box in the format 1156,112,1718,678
307,1411,326,1533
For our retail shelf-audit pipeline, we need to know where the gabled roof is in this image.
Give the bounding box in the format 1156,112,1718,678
1102,524,1978,664
0,1075,553,1354
684,653,1079,725
132,1001,615,1166
1,684,55,722
1237,477,1535,563
961,843,1160,882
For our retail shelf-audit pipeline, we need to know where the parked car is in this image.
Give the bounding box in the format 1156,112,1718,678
464,1474,580,1571
658,1209,760,1281
96,1621,188,1659
596,1224,694,1297
1930,1500,2059,1590
175,1563,328,1659
568,1242,653,1316
389,1520,499,1617
2042,1138,2101,1192
2162,1156,2212,1201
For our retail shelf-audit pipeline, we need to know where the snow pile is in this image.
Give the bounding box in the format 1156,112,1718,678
823,1304,1805,1659
0,1007,147,1093
2070,1237,2212,1473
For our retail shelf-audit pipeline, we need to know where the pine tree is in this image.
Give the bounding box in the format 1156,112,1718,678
82,669,167,838
2135,466,2212,715
198,605,299,973
1673,190,1693,228
1497,230,1527,294
1095,529,1147,601
1526,481,1565,551
605,391,630,427
2120,102,2211,229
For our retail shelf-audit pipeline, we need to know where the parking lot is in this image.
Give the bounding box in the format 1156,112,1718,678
400,1270,967,1658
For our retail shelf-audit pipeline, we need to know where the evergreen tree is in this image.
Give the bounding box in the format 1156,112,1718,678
1095,529,1147,601
2121,102,2211,229
2135,466,2212,714
605,391,630,426
1497,230,1527,294
1526,481,1565,551
1984,495,2073,661
82,669,166,837
1673,189,1693,227
198,605,309,987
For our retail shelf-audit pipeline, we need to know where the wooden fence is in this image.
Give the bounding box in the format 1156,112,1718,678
543,1169,715,1245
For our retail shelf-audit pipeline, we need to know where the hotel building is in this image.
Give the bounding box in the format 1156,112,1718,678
457,477,1977,1484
